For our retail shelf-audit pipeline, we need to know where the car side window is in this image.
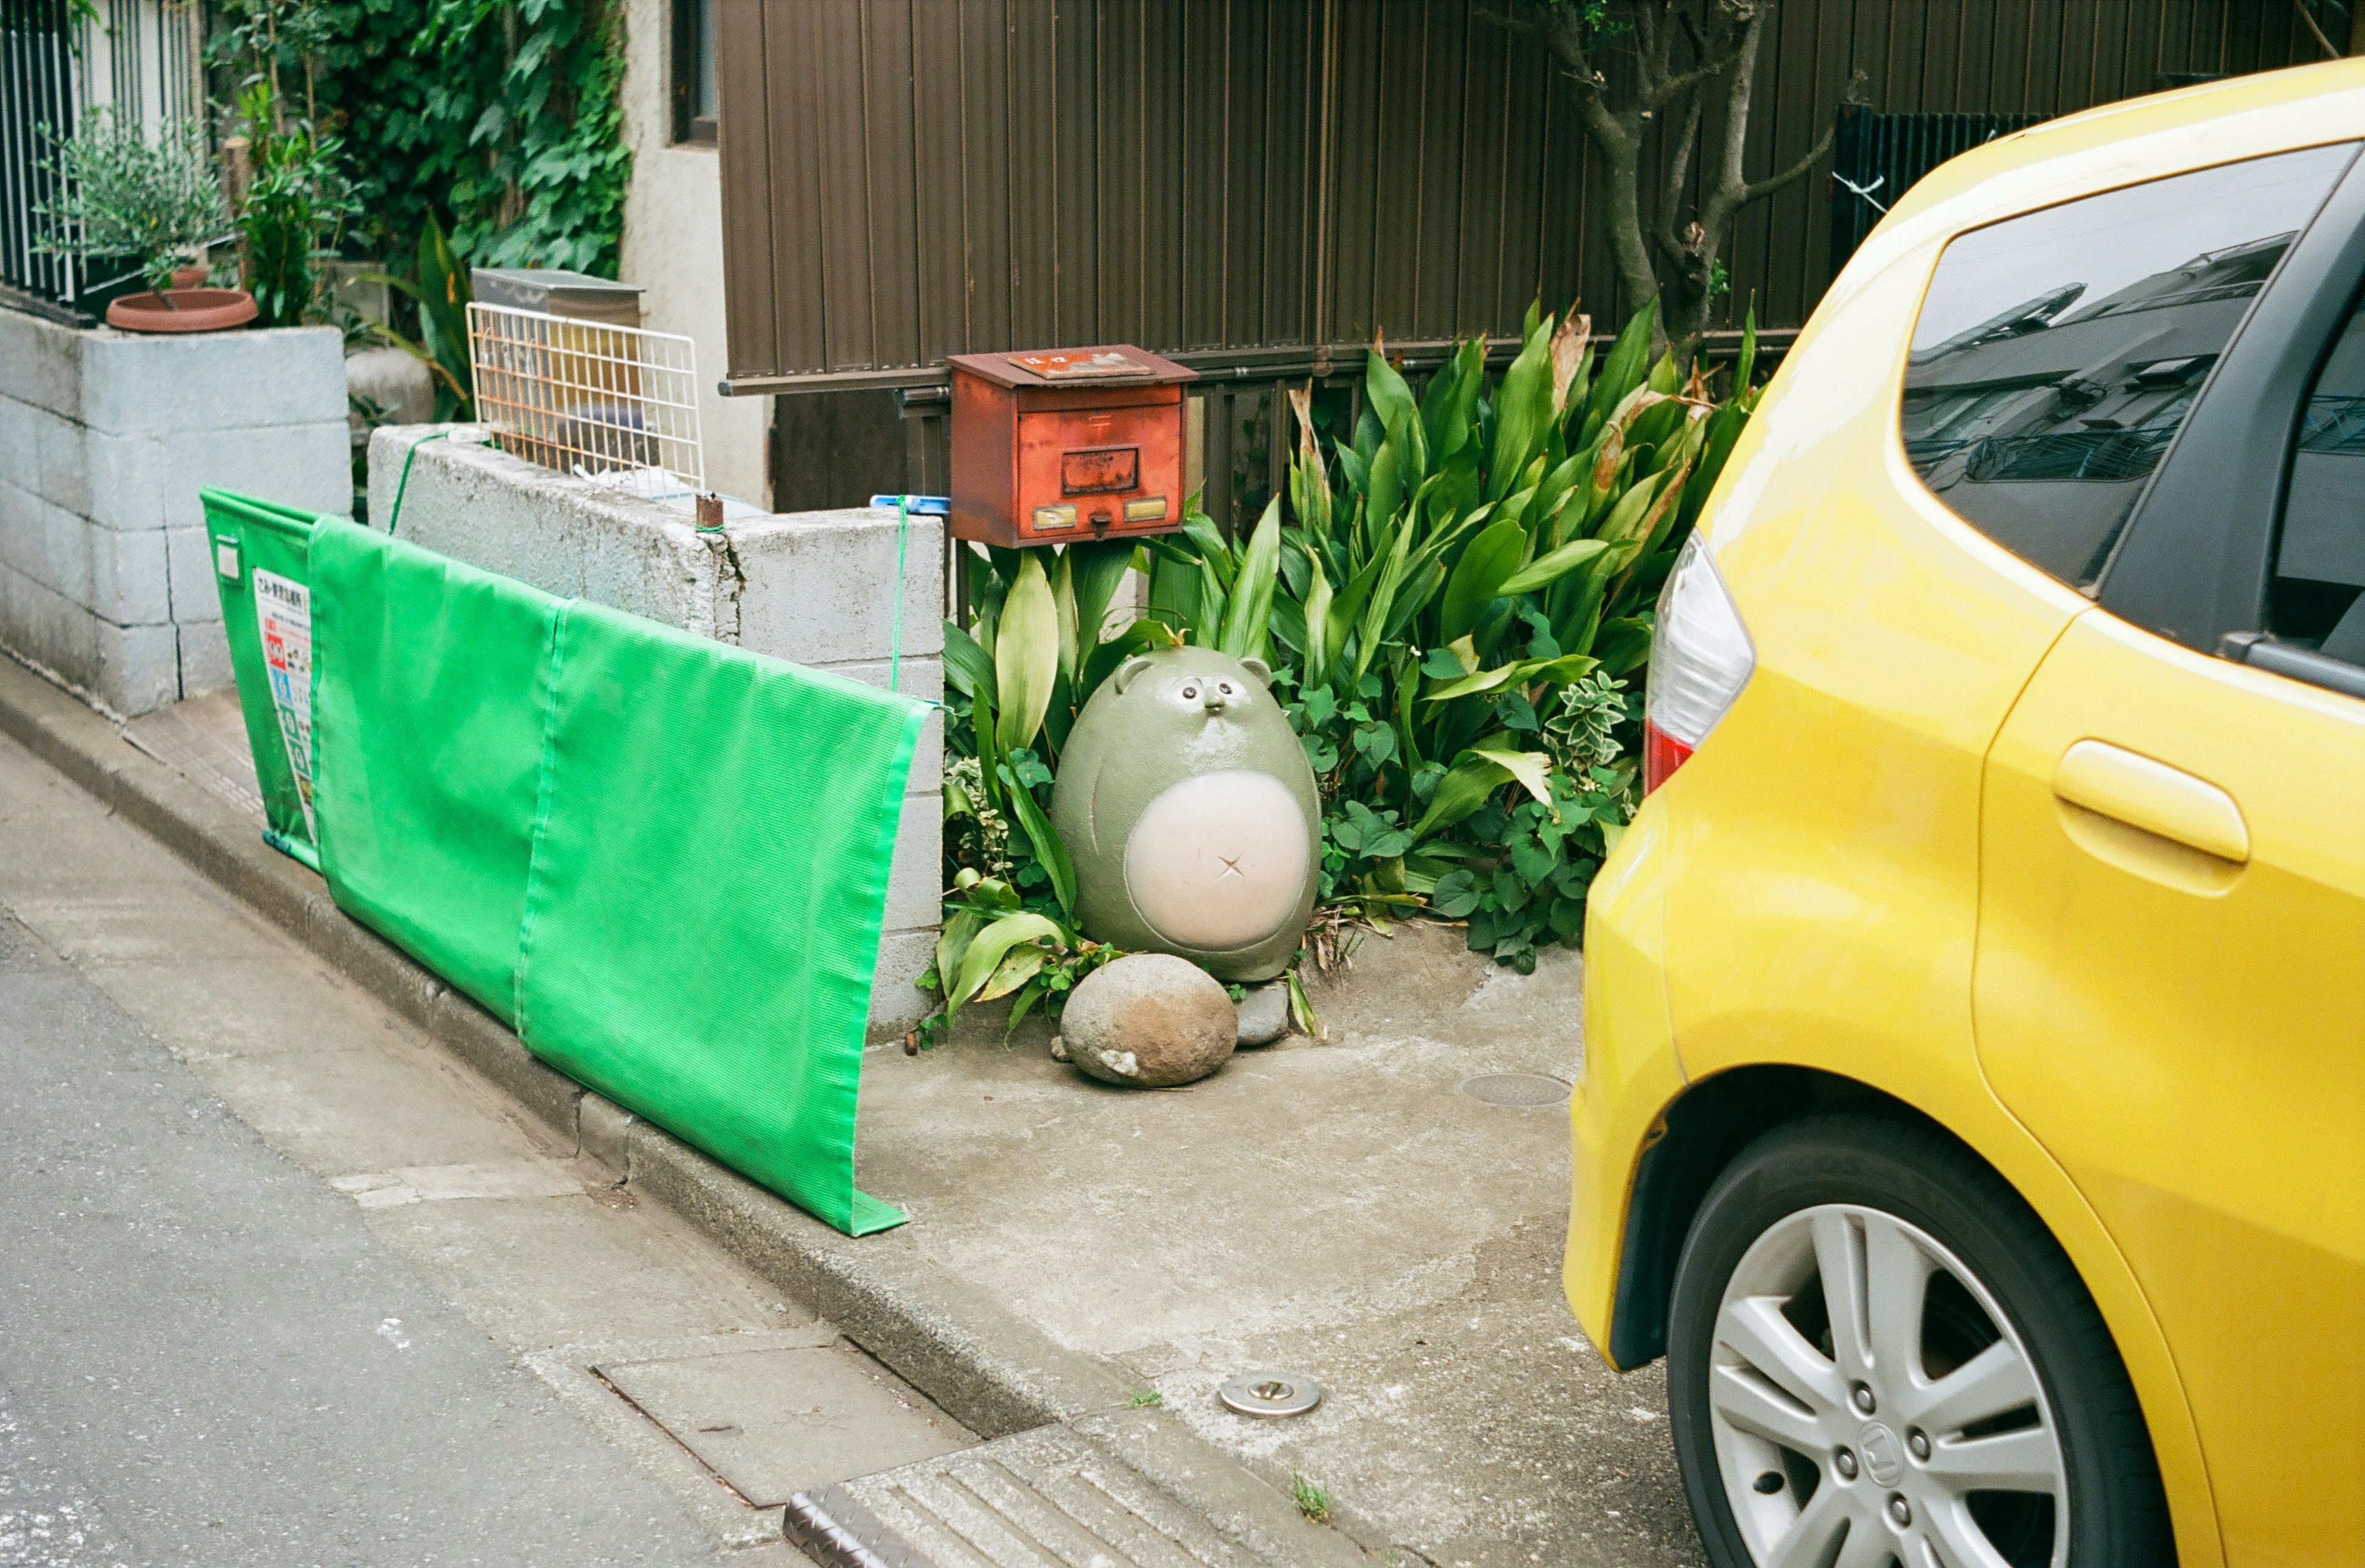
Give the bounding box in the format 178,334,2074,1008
1902,145,2355,588
2270,291,2365,663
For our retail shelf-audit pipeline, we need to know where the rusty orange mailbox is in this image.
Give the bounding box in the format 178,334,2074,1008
947,346,1196,548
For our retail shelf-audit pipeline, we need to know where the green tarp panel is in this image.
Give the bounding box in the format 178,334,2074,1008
514,597,924,1235
310,527,553,1022
201,490,322,869
304,519,924,1235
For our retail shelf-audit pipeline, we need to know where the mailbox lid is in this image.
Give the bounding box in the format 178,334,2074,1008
945,344,1196,392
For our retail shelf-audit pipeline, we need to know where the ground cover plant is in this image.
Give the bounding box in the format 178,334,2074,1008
924,299,1761,1040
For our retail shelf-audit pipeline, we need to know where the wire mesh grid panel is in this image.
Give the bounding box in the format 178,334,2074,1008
467,302,705,493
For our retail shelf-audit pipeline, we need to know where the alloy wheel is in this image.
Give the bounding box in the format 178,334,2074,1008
1706,1203,2068,1568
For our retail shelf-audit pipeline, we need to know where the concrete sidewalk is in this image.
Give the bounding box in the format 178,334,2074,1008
1,663,1704,1567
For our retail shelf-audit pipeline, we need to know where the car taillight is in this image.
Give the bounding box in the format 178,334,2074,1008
1643,534,1755,794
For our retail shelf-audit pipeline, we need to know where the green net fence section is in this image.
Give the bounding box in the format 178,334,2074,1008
202,492,925,1237
204,490,323,869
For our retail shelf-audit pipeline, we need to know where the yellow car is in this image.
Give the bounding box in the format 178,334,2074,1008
1569,60,2365,1568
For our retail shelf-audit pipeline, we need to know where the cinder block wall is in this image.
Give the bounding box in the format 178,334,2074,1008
367,427,943,1037
0,307,349,716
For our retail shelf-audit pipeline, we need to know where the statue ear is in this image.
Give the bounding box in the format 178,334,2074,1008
1239,657,1273,688
1114,656,1154,693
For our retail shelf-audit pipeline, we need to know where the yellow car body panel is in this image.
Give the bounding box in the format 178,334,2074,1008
1566,57,2365,1568
1978,611,2365,1564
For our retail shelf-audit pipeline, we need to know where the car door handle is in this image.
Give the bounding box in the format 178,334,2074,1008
2052,740,2250,864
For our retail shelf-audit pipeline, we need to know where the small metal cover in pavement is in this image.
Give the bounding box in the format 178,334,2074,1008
1217,1372,1322,1418
1458,1072,1572,1107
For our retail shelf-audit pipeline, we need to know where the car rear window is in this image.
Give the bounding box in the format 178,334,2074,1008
1901,144,2354,587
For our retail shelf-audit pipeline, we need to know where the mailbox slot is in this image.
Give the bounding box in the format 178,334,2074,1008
1061,446,1139,495
948,345,1195,548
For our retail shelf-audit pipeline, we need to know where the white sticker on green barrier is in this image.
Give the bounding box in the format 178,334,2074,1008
254,569,317,839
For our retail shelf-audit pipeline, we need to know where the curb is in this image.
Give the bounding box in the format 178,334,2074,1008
0,654,1381,1568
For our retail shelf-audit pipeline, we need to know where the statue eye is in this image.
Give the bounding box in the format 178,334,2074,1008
1181,685,1199,700
1219,682,1237,695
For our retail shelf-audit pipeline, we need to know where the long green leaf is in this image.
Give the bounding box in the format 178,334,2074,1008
1486,317,1557,504
1421,662,1527,704
1734,297,1758,397
1365,412,1407,527
942,621,994,700
1411,754,1514,839
994,552,1059,755
1050,549,1080,685
1146,543,1202,638
1470,741,1553,809
934,908,984,1008
950,913,1064,1020
1004,781,1077,916
1495,536,1611,598
1068,540,1134,657
1218,496,1282,660
1587,297,1659,434
1301,548,1334,690
1440,517,1525,642
1365,347,1417,449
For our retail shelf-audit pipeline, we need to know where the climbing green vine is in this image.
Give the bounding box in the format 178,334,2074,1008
218,0,632,283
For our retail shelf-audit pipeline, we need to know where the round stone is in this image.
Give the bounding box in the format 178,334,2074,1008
1123,771,1310,951
1233,981,1290,1046
1060,954,1237,1088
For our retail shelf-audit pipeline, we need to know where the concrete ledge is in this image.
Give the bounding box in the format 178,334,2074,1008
0,652,1375,1568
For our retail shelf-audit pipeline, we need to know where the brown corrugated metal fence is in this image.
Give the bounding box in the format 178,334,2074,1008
719,0,2324,510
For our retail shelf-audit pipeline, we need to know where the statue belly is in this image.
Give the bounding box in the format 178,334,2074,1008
1121,770,1309,952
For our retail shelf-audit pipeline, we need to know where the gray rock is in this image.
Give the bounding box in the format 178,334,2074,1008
1048,1035,1070,1062
1234,981,1290,1046
346,344,435,429
1059,954,1235,1088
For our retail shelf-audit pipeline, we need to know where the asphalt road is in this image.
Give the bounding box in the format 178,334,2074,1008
0,909,743,1567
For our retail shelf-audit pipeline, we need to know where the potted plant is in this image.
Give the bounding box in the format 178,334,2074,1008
35,107,255,333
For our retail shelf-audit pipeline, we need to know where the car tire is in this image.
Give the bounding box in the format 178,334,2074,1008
1665,1113,2173,1568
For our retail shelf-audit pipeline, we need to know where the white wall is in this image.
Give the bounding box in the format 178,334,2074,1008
617,0,771,507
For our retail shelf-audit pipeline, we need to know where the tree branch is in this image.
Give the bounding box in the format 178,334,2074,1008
1740,114,1840,204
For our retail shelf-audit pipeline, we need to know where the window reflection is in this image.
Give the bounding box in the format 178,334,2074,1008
1901,145,2354,586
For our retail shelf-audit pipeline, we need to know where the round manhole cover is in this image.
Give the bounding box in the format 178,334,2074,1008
1218,1372,1323,1418
1458,1073,1572,1107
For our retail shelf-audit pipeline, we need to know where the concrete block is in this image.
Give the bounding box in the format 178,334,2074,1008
0,397,36,489
160,421,349,531
367,430,711,633
870,929,939,1039
0,306,83,417
8,502,169,623
80,323,345,437
0,562,181,714
0,480,38,575
732,507,944,667
83,514,171,624
179,617,233,695
167,526,227,623
882,791,945,933
815,655,945,791
36,408,88,515
85,431,166,531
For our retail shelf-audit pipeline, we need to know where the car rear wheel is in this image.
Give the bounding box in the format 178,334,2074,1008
1665,1114,2172,1568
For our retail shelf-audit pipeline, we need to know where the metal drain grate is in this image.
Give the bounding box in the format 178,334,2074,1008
1457,1073,1571,1107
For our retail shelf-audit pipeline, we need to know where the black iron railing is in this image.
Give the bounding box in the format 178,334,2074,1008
1,0,83,315
1828,105,2049,275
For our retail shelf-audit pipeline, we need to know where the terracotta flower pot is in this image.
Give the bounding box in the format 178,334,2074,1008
105,287,259,334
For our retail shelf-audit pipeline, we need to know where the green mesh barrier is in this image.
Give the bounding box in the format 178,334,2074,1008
515,598,924,1235
300,518,921,1235
309,520,553,1023
200,489,323,869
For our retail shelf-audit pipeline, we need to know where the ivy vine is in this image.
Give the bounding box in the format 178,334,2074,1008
220,0,632,283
